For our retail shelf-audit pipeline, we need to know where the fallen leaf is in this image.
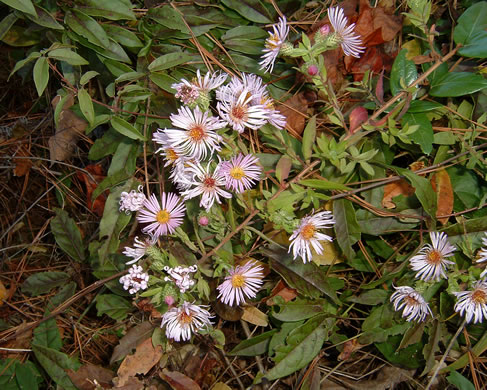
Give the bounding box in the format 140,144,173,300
376,70,385,104
337,339,364,361
430,169,454,225
110,322,155,364
160,370,201,390
1,321,32,359
0,281,7,306
66,363,114,390
211,383,232,390
116,338,163,387
349,106,368,134
13,145,32,177
382,179,414,209
213,300,243,322
76,164,108,217
266,280,298,305
49,94,88,162
241,306,268,327
112,376,144,390
311,240,342,266
275,93,309,136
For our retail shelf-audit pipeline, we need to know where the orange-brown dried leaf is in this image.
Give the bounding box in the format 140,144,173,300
430,169,453,225
76,164,108,217
354,0,402,45
13,145,32,177
266,280,298,305
116,338,163,387
275,93,309,136
160,369,201,390
349,106,368,134
382,179,415,209
0,281,8,306
338,339,364,361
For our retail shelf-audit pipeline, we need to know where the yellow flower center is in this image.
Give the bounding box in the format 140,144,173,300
230,167,245,180
189,125,205,141
156,210,170,224
300,224,315,240
231,105,247,121
231,274,246,288
405,295,419,306
265,33,280,50
472,289,487,304
426,250,442,265
166,148,178,161
179,312,194,324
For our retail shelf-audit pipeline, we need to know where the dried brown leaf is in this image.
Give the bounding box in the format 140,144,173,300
49,94,87,162
160,370,201,390
430,169,454,225
13,145,32,177
241,306,268,327
276,93,309,136
116,338,163,387
382,179,414,209
337,339,364,361
266,280,298,305
349,106,368,134
110,322,155,365
66,363,114,390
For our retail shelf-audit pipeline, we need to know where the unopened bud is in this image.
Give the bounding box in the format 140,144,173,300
198,216,209,226
307,64,319,76
319,24,330,36
165,295,175,306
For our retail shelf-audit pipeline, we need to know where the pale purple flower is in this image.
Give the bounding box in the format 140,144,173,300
152,130,185,168
454,280,487,324
172,79,199,105
289,211,336,263
259,16,289,73
216,85,268,133
123,235,157,265
194,69,228,93
409,232,456,282
476,233,487,278
164,106,226,160
119,185,146,214
120,265,149,294
220,153,262,193
217,261,264,306
137,193,186,237
328,7,365,58
180,162,232,211
161,302,213,342
164,265,198,293
390,285,432,322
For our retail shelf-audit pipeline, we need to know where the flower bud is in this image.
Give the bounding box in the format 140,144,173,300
319,24,330,36
307,64,319,76
164,295,175,306
198,216,209,226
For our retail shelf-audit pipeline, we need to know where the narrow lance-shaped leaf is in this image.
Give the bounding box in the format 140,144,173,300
333,199,361,260
0,0,36,16
50,208,86,262
78,88,94,125
48,48,89,66
301,115,316,161
33,56,49,96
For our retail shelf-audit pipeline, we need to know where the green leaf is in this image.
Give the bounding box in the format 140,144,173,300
15,361,41,390
50,208,86,262
9,51,41,79
79,71,99,86
429,72,487,97
0,13,18,41
33,57,49,97
390,49,418,96
48,48,89,65
302,116,316,161
110,116,145,140
333,199,361,260
407,100,443,113
88,128,124,160
74,0,136,21
272,298,336,321
220,0,271,23
402,112,434,154
78,88,94,125
103,24,142,48
222,26,267,41
25,5,64,30
447,371,475,390
347,289,389,305
0,358,19,390
375,334,423,369
0,0,36,16
454,2,487,58
96,294,133,320
228,329,278,356
68,30,131,63
47,282,77,311
421,320,441,376
299,179,351,191
148,52,193,72
264,315,333,381
269,322,303,356
393,167,437,219
22,272,70,296
31,344,80,390
65,10,110,49
33,317,62,351
149,73,178,93
263,246,340,304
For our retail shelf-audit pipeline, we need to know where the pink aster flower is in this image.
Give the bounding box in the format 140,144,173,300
259,16,289,73
217,261,264,306
137,193,186,238
328,7,365,58
164,106,226,161
390,285,432,322
122,235,157,265
454,280,487,324
220,153,262,193
180,161,232,211
409,232,456,282
172,79,199,105
289,211,336,263
152,130,185,168
161,302,213,342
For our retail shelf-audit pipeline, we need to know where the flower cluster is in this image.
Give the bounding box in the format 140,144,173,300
120,265,149,295
119,185,146,214
164,265,198,293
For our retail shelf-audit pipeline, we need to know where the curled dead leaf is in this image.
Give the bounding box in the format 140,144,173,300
275,93,309,136
13,145,32,177
161,369,201,390
430,169,454,225
266,280,298,305
349,106,368,134
382,179,414,209
241,306,268,327
66,363,114,390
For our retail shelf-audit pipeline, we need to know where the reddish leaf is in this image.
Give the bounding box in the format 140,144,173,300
76,164,108,217
430,169,454,225
375,69,385,104
266,280,298,305
349,106,368,134
161,370,201,390
275,93,309,136
13,145,32,177
382,179,414,209
66,363,114,390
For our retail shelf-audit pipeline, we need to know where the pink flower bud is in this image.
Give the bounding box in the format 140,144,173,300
307,64,319,76
320,24,330,36
165,295,175,306
198,216,209,226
